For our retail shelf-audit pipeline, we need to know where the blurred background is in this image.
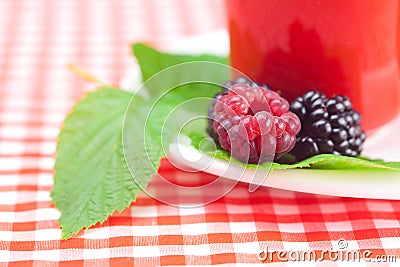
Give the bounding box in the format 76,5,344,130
0,0,225,103
0,0,225,167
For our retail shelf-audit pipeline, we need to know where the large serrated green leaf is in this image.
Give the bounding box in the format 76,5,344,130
123,100,177,190
52,44,229,239
51,88,142,239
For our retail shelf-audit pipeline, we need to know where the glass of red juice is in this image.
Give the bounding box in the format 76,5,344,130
227,0,400,131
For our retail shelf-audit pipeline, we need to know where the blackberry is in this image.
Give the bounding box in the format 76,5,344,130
290,91,366,161
207,78,301,164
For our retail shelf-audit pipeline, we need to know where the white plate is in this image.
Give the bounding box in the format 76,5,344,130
120,29,400,200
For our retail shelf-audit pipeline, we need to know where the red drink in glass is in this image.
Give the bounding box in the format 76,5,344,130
227,0,400,131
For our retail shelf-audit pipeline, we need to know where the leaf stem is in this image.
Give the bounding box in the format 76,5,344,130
67,63,110,87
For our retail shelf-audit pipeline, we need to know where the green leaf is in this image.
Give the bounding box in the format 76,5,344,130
188,132,400,171
132,43,229,115
270,154,400,171
123,99,178,190
51,88,143,239
133,43,228,85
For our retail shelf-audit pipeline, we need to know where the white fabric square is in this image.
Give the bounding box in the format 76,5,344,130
0,192,18,205
319,203,347,213
183,244,211,256
32,250,60,261
130,206,158,217
35,208,60,221
367,201,394,212
35,229,61,241
0,250,10,263
273,204,300,215
0,231,13,241
133,246,160,258
181,223,208,235
84,227,111,239
84,248,110,260
380,237,400,249
232,241,260,254
278,222,306,233
373,219,400,229
325,221,354,232
226,204,253,214
282,241,310,252
179,206,205,216
229,222,256,234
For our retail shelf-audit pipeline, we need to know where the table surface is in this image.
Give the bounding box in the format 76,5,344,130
0,0,399,266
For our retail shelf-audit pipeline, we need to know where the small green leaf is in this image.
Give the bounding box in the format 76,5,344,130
188,132,400,171
133,43,228,85
51,88,143,239
132,43,229,114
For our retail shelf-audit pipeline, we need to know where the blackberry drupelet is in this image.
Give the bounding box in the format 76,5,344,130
290,91,366,161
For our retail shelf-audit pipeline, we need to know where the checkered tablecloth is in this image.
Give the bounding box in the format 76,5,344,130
0,0,399,266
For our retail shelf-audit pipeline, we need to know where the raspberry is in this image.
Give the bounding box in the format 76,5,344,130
207,77,301,164
222,76,270,92
207,77,270,145
290,91,366,161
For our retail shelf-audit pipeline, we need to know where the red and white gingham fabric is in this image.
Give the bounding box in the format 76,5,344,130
0,0,399,266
